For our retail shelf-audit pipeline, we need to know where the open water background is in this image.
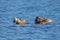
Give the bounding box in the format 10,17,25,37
0,0,60,40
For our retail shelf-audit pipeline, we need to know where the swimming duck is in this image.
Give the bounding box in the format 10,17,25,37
35,16,52,24
13,17,27,24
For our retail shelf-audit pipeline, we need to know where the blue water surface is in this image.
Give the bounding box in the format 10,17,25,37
0,0,60,40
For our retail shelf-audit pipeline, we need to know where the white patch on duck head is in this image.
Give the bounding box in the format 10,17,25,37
14,17,18,21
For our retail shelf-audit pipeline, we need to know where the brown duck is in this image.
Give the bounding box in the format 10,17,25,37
13,17,27,24
35,16,52,24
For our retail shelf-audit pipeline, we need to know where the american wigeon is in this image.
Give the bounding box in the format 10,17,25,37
35,16,52,24
13,17,27,24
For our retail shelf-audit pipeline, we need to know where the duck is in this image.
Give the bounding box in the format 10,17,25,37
13,17,27,24
35,16,52,24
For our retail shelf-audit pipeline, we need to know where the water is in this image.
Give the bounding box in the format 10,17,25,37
0,0,60,40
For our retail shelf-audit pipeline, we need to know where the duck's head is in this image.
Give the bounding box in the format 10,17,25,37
36,16,40,18
14,17,20,22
